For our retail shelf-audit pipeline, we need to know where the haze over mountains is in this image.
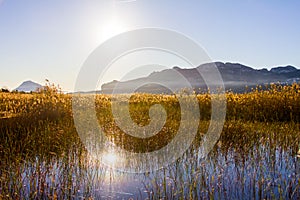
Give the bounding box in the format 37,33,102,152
6,62,300,93
101,62,300,94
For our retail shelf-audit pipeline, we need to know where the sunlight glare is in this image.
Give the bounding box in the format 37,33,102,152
99,16,127,41
103,151,118,165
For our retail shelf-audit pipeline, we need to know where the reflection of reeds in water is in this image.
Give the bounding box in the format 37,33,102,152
1,119,299,199
143,121,300,199
0,83,300,199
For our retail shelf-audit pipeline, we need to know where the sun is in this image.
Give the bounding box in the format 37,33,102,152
99,16,127,41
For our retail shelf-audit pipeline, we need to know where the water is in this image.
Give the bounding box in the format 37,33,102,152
2,122,300,199
10,141,299,199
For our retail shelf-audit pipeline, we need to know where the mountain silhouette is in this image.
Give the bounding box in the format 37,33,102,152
14,80,42,92
101,62,300,93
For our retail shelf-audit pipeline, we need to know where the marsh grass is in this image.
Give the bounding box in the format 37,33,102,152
0,84,299,199
140,121,299,199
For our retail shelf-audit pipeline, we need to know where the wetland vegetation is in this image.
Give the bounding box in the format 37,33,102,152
0,83,299,199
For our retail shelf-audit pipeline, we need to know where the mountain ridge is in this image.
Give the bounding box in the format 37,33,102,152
101,62,300,94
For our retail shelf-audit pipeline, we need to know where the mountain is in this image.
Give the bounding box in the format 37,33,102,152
270,65,298,74
14,80,42,92
101,62,300,93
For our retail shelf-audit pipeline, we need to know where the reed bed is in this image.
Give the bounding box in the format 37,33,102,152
0,83,299,199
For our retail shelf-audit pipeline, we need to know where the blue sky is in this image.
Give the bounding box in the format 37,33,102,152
1,0,300,91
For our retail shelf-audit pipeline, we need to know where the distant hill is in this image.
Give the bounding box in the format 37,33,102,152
101,62,300,93
14,80,42,92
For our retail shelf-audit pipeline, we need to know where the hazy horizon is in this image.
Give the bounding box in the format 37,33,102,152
7,61,300,93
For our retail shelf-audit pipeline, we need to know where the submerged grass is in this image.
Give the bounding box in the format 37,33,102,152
0,83,299,199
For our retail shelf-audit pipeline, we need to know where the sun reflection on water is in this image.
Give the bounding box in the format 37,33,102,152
103,151,118,165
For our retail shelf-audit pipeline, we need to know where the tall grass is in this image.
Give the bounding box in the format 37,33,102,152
1,83,299,122
0,83,299,199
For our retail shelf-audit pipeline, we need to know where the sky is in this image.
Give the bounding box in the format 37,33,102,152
0,0,300,91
